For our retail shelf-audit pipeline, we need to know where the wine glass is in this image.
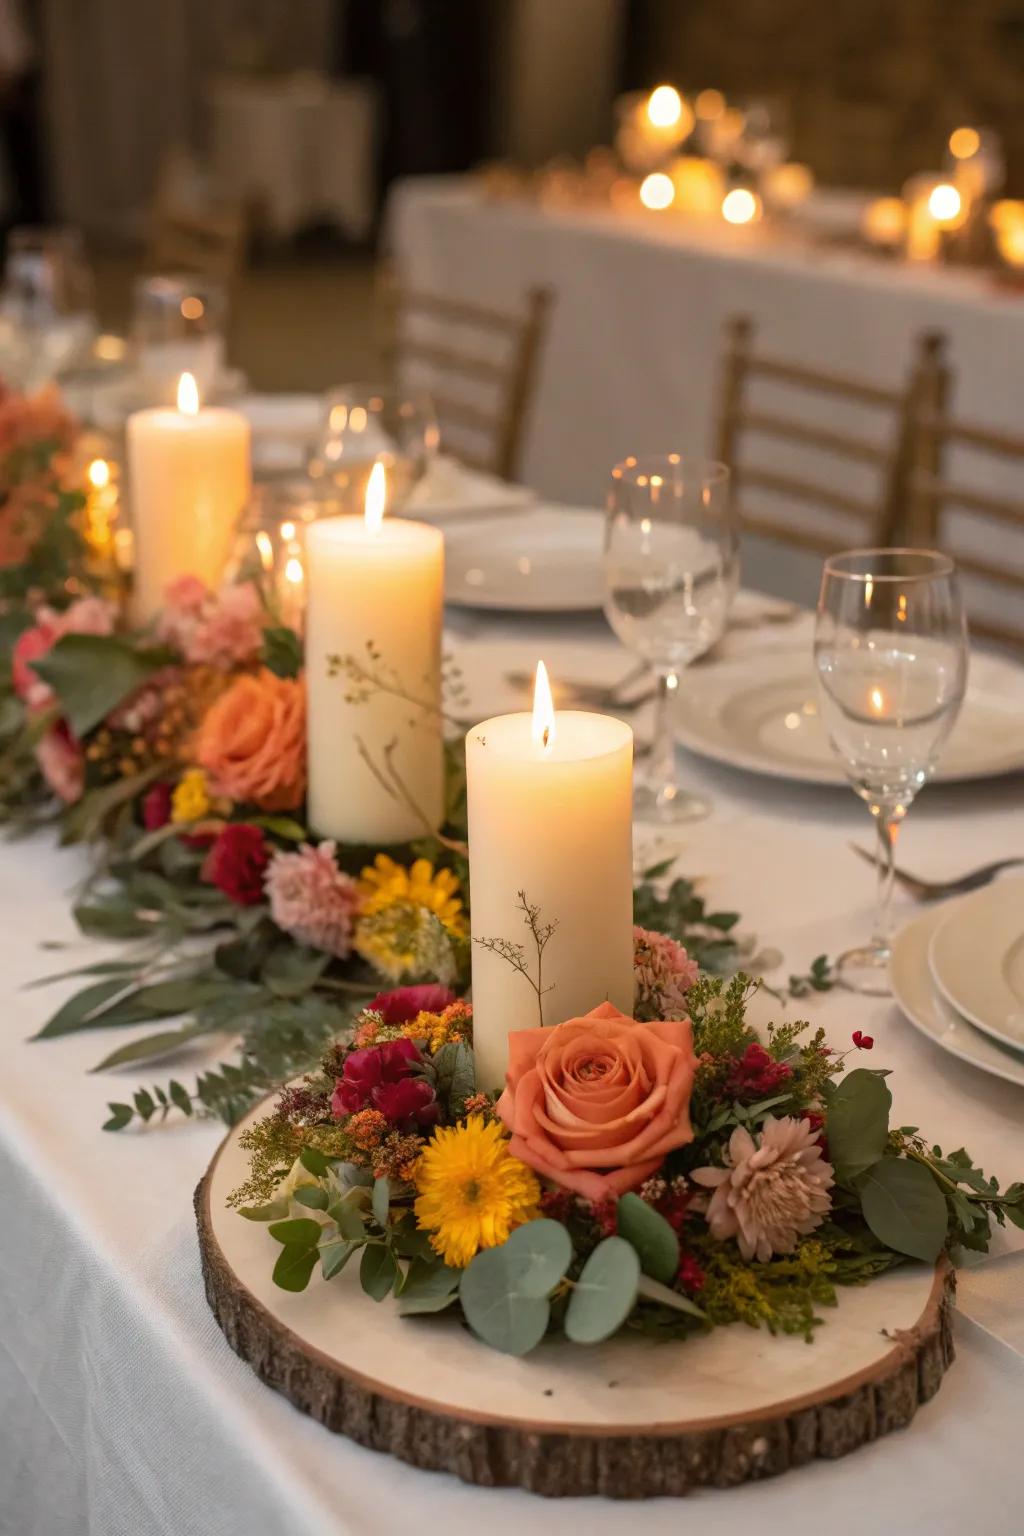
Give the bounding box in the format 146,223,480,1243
307,383,438,514
605,455,737,822
815,549,968,994
132,274,228,405
0,226,96,387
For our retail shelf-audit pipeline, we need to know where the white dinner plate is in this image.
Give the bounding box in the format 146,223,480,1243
890,903,1024,1089
674,648,1024,787
928,878,1024,1051
444,506,605,613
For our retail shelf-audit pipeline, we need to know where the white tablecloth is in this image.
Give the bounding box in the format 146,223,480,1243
3,606,1024,1535
209,73,379,241
386,178,1024,609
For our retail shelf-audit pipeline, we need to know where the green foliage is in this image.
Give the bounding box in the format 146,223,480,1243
262,625,303,679
564,1237,640,1344
633,870,741,974
459,1220,573,1355
825,1069,893,1186
616,1193,679,1283
31,634,173,737
787,954,835,998
856,1158,947,1262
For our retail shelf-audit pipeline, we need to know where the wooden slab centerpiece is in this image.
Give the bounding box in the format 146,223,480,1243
196,1096,955,1499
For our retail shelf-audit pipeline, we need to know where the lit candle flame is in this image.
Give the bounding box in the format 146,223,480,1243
647,85,682,129
532,660,556,753
364,461,386,533
177,371,199,416
87,458,110,490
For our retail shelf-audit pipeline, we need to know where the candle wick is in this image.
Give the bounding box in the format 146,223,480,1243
542,726,550,750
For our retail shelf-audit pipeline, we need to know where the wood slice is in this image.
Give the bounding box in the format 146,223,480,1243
195,1097,956,1499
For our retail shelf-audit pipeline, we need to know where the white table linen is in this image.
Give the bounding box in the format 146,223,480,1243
386,178,1024,612
2,606,1024,1536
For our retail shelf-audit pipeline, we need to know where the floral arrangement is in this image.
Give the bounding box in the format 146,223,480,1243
233,965,1024,1355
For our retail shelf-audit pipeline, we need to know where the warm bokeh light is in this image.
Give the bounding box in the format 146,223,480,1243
695,88,725,121
180,295,205,321
640,171,675,210
255,530,274,572
532,660,556,752
279,520,296,542
285,556,304,587
949,126,981,160
869,687,887,717
87,458,110,490
364,460,386,533
928,182,962,225
995,223,1024,268
671,155,725,216
990,199,1024,231
350,405,368,433
94,333,127,362
177,371,199,415
862,196,907,246
721,187,761,225
647,85,683,129
764,162,813,210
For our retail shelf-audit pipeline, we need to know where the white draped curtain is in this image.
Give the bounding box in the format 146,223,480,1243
38,0,336,235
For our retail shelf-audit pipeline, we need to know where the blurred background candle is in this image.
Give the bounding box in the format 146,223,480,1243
466,662,635,1091
305,462,444,845
126,371,250,624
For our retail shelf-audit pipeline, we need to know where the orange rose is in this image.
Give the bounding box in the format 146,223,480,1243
495,1001,698,1201
196,668,306,811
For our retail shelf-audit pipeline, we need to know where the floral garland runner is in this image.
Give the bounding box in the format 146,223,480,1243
0,384,1021,1364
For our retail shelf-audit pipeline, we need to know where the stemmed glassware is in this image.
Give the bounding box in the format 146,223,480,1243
815,549,968,994
0,226,96,387
307,384,438,515
604,454,737,821
132,274,228,405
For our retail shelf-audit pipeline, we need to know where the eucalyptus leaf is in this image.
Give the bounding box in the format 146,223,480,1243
102,1102,134,1132
299,1145,331,1176
292,1186,329,1211
328,1198,370,1242
616,1193,680,1284
239,1197,290,1222
360,1243,398,1301
827,1068,892,1185
857,1157,947,1262
33,977,136,1039
272,1243,318,1292
398,1259,460,1315
264,944,330,999
254,814,307,841
268,1217,323,1248
498,1219,573,1297
31,634,174,736
430,1040,476,1118
564,1237,640,1345
459,1249,550,1356
372,1177,391,1229
319,1235,360,1280
636,1273,707,1319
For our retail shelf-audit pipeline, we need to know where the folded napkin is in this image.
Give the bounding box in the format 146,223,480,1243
956,1248,1024,1366
408,455,536,521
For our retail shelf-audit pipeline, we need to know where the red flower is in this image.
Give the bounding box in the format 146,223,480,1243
142,782,172,831
852,1031,874,1051
367,983,457,1024
332,1037,438,1129
202,824,269,905
801,1109,829,1160
725,1042,793,1101
676,1252,705,1294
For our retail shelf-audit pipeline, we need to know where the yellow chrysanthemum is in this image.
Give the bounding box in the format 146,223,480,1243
414,1116,541,1268
171,767,211,824
358,854,467,937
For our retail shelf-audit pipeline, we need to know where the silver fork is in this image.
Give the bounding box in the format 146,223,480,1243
849,844,1024,902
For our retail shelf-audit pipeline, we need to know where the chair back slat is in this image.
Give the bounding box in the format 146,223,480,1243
381,276,553,480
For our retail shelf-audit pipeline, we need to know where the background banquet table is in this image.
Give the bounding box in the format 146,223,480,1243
2,600,1023,1536
387,177,1024,604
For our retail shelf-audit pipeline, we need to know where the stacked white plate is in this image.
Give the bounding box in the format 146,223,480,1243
890,876,1024,1086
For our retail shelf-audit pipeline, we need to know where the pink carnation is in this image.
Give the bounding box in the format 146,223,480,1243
157,579,264,669
264,840,361,958
13,596,116,708
633,926,699,1022
35,719,84,804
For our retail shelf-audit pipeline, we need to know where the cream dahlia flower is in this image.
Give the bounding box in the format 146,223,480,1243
691,1115,834,1262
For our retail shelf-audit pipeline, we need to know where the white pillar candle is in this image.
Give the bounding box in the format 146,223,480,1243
466,662,635,1091
305,464,444,845
126,372,250,624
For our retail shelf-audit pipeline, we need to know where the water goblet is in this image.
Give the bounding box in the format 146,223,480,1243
815,548,968,994
604,454,737,822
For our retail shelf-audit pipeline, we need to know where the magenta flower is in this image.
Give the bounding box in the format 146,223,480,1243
264,841,360,958
368,983,457,1024
332,1037,438,1129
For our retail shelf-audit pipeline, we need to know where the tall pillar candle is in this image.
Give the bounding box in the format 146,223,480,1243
305,466,444,844
466,665,635,1091
127,372,250,624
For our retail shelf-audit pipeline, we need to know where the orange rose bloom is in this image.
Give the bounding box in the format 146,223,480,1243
196,668,306,811
495,1001,698,1202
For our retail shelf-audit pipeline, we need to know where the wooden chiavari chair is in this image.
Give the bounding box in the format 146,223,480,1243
146,149,247,289
379,278,553,481
905,406,1024,648
714,315,948,557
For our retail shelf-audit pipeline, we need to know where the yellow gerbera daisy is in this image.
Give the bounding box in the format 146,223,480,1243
414,1116,541,1268
358,854,467,937
171,767,211,824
